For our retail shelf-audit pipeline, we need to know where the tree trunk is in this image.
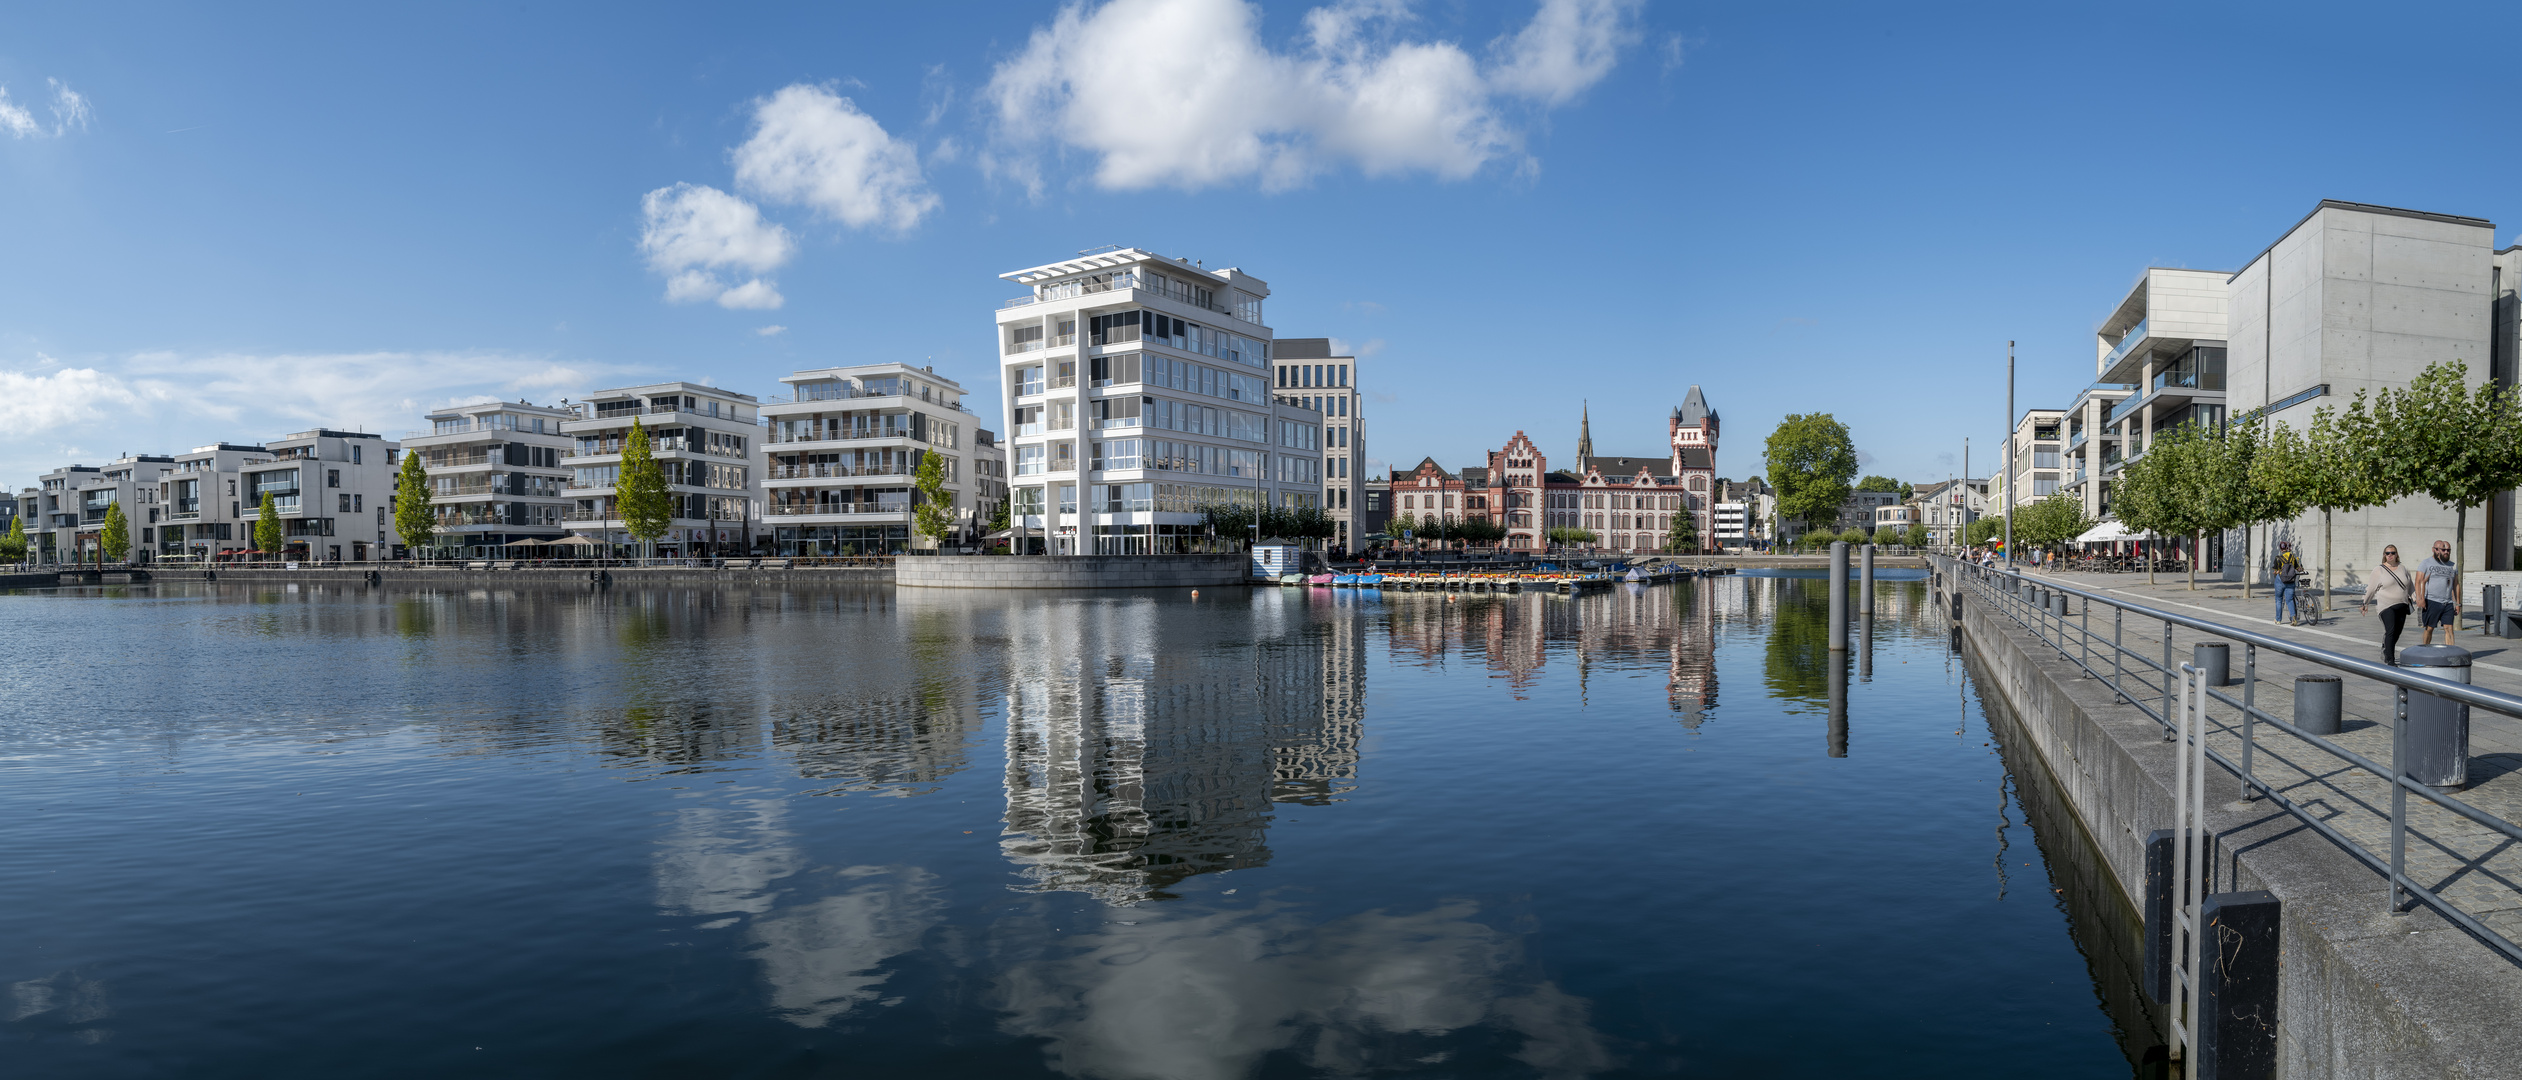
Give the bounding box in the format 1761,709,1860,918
2243,523,2255,600
2322,508,2334,619
2457,503,2469,617
2189,530,2200,590
2148,533,2157,585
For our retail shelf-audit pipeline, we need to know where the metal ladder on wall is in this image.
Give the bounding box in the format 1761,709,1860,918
2169,662,2210,1068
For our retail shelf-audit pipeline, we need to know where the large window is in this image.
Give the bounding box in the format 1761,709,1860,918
1014,446,1044,476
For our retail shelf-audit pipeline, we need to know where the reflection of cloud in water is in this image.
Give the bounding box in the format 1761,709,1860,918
748,866,944,1028
7,969,111,1044
998,901,1611,1080
651,803,942,1027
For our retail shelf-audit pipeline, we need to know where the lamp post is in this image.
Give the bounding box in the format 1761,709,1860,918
2003,340,2015,570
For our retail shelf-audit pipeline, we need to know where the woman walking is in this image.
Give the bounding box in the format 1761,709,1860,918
2359,545,2417,666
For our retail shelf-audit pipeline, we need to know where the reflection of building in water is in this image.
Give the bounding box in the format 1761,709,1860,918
772,692,983,797
1382,583,1727,724
1000,597,1368,904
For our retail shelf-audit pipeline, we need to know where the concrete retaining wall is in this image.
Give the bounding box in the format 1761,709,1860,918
895,553,1250,590
1952,575,2522,1077
0,572,57,589
172,567,891,587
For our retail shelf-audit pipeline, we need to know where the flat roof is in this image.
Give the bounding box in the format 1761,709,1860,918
583,382,760,403
2232,199,2496,278
999,246,1262,291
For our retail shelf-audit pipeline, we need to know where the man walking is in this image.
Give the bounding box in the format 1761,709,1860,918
2416,539,2459,646
2272,540,2305,625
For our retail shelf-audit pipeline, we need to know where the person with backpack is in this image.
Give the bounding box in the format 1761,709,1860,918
2359,545,2416,666
2271,540,2306,625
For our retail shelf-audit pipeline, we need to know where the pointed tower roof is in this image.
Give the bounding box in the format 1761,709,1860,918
1576,401,1594,471
1675,385,1712,426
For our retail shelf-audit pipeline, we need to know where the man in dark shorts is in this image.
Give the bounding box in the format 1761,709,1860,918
2416,540,2459,646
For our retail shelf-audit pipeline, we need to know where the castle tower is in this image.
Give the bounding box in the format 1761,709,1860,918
1669,386,1719,550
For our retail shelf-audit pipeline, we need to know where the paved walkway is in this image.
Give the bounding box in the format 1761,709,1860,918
1975,566,2522,948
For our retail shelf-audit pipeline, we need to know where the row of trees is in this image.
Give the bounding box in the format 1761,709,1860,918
2112,360,2522,597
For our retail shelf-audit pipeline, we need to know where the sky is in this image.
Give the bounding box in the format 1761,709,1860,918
10,0,2522,491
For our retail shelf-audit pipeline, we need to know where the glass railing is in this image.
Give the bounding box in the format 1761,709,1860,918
2101,318,2148,372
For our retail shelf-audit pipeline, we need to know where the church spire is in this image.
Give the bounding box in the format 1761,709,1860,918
1576,400,1594,473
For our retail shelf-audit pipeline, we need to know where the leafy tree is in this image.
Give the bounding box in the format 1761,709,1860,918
99,502,130,563
1766,414,1859,538
1,514,26,563
1456,515,1505,548
1856,475,1904,495
616,418,673,557
2253,404,2386,615
1904,522,1928,548
1546,525,1596,549
1871,525,1899,546
911,450,955,548
2364,360,2522,576
986,498,1010,534
1841,527,1870,545
253,491,283,556
393,449,437,556
1664,509,1698,554
1966,515,2006,546
2014,491,2094,557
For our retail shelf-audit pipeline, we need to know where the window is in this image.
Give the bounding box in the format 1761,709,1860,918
327,469,341,488
339,494,352,512
1016,366,1044,396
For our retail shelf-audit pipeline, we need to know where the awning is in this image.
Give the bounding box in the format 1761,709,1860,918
2075,520,2139,544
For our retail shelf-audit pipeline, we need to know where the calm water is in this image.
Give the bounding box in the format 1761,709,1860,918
1,574,2147,1078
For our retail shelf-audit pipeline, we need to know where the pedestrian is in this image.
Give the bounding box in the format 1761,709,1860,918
2359,545,2416,666
2416,539,2459,647
2271,540,2305,625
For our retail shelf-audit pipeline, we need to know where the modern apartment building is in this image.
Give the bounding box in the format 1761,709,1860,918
971,428,1007,541
1915,477,1991,548
2093,267,2229,504
993,247,1322,554
1273,338,1365,548
27,469,94,563
761,364,974,556
67,455,177,563
2059,382,2133,521
2001,409,2068,514
562,382,762,557
240,430,400,561
156,443,272,560
404,400,576,557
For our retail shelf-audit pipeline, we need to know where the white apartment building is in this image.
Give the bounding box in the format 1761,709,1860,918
403,400,576,557
239,430,400,562
156,443,272,561
2094,267,2229,503
1272,338,1365,549
972,428,1007,540
761,364,974,556
994,247,1322,555
67,455,177,563
2059,383,2132,521
562,382,763,557
25,470,92,564
1915,478,1991,548
2001,409,2068,514
1713,502,1747,547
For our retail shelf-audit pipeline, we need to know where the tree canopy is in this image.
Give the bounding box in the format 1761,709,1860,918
1765,414,1858,535
0,514,25,563
911,450,955,547
617,418,673,551
253,492,284,555
2363,360,2522,571
99,502,130,562
394,450,436,554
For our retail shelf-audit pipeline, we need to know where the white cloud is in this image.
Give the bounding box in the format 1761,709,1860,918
984,0,1636,192
0,79,92,138
756,325,788,336
0,88,37,138
638,182,795,308
732,84,939,231
0,350,631,485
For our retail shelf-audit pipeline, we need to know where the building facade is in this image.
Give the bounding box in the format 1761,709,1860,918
404,400,576,557
240,430,400,561
157,443,272,560
993,247,1320,555
72,455,176,563
1274,338,1365,549
563,382,762,557
2093,266,2230,515
2060,383,2133,521
761,364,974,556
2001,409,2067,514
27,467,98,563
1915,477,1991,548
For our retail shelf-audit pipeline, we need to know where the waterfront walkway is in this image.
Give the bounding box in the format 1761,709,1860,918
2005,567,2522,947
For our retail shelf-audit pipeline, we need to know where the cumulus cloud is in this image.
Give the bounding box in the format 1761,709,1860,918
0,349,629,484
756,325,788,336
0,78,90,139
734,84,939,231
638,182,793,309
984,0,1637,192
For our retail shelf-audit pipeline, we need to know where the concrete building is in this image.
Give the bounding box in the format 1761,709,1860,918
563,382,762,557
2224,200,2507,577
1359,471,1391,542
240,430,400,561
26,468,95,563
1916,477,1992,548
993,247,1321,555
2060,382,2134,521
1274,338,1366,549
971,428,1007,544
2001,408,2068,515
156,443,273,561
761,363,975,556
404,400,576,557
1874,501,1917,538
2093,267,2230,513
61,455,177,563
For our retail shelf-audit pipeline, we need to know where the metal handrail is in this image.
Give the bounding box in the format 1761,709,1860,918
1940,554,2522,965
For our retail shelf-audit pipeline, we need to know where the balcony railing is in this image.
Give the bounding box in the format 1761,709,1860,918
1050,375,1077,389
767,464,909,480
418,451,496,468
167,510,200,521
766,503,910,517
2101,317,2149,372
763,428,911,445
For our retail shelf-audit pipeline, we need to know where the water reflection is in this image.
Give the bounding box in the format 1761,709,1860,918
1381,583,1724,726
995,901,1612,1080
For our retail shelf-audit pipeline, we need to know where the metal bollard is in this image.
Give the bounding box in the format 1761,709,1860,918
2399,645,2472,789
2294,675,2342,736
2197,891,2283,1078
2193,642,2230,688
1860,543,1875,612
1828,542,1848,651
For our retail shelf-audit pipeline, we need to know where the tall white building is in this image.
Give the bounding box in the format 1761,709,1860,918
239,429,400,561
157,443,273,561
993,248,1321,554
27,466,98,564
74,455,176,563
404,400,577,557
761,363,975,556
1272,339,1364,549
562,382,762,558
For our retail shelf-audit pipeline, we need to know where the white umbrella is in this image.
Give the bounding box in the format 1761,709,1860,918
2075,520,2137,544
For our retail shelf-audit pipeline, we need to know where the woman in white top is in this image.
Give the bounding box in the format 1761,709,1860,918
2358,545,2417,666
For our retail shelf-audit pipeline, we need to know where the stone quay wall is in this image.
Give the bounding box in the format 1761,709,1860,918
162,566,892,588
1949,571,2522,1077
896,553,1250,590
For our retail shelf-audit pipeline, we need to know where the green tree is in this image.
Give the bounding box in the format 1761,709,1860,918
2014,491,2094,558
1766,414,1859,538
616,418,673,558
1856,475,1904,495
1966,515,2007,547
2364,360,2522,576
912,450,955,548
99,502,130,563
1546,525,1596,549
1871,524,1899,546
1,514,26,564
1664,509,1698,554
393,449,437,556
2253,403,2388,614
253,491,284,556
1904,522,1928,548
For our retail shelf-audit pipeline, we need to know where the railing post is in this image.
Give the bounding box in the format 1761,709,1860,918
2392,686,2410,915
2241,643,2257,801
2162,621,2175,736
2113,605,2126,703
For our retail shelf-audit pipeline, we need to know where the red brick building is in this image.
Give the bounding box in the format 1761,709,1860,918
1388,386,1722,555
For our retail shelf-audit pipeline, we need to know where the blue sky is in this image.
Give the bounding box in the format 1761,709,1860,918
8,1,2522,490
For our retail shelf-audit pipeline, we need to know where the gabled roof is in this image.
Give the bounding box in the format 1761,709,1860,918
1673,385,1714,426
